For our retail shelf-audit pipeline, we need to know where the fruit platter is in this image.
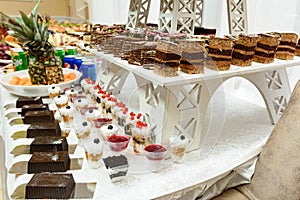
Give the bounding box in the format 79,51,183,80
0,68,81,97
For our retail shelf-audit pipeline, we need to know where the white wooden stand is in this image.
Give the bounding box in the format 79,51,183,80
126,0,152,29
227,0,248,35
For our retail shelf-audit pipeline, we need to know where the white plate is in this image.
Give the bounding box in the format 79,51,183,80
0,68,82,97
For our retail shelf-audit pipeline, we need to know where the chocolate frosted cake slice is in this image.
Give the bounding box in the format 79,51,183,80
25,173,75,199
23,110,54,124
207,37,233,70
21,103,49,116
296,38,300,56
141,42,157,67
253,33,280,64
27,121,61,138
154,40,182,76
30,136,68,153
28,151,70,173
231,34,259,66
179,40,206,74
103,155,129,183
16,97,43,108
275,32,298,60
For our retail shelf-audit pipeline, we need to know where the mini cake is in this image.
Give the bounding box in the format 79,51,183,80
73,97,89,112
25,173,75,199
21,104,49,116
112,35,126,57
30,136,68,154
231,34,259,66
154,40,182,77
100,124,118,141
16,97,43,108
82,132,104,169
253,33,280,64
75,120,92,140
207,37,233,70
28,151,70,173
169,134,190,163
141,42,157,67
132,121,151,154
53,95,69,109
179,39,206,74
275,32,298,60
295,38,300,56
27,121,61,138
105,97,117,117
23,110,55,124
48,86,61,99
103,155,129,183
59,105,74,128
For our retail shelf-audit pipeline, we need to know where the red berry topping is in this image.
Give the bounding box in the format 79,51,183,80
137,113,142,119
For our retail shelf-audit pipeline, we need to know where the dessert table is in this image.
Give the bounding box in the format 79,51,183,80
82,44,300,151
0,83,274,199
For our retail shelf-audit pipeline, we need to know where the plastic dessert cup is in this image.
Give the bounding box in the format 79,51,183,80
92,118,112,128
82,137,104,169
169,134,192,164
144,144,167,160
107,134,130,152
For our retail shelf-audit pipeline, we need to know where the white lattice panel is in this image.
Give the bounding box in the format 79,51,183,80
227,0,248,35
126,0,151,29
195,0,204,26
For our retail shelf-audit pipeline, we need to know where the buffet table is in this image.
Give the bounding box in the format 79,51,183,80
83,45,300,151
0,83,274,200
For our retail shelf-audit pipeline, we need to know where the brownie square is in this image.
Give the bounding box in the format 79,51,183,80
28,151,70,173
25,173,75,199
23,110,54,124
21,104,49,116
27,121,61,138
16,97,43,108
30,136,68,154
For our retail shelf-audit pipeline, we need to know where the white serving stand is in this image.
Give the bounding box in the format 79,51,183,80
83,45,300,151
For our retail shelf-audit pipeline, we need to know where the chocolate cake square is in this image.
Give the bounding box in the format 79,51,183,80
23,110,54,124
25,173,75,199
28,151,70,173
103,155,129,183
30,136,68,153
21,104,49,116
16,97,43,108
27,121,61,138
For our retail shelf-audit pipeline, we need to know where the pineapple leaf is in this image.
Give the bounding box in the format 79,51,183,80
34,32,41,41
31,0,41,17
4,21,25,35
19,23,34,39
19,11,33,30
15,17,24,26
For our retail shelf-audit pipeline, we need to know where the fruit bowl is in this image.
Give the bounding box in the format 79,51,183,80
0,68,81,97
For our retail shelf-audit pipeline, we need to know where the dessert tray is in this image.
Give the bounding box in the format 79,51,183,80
0,68,81,97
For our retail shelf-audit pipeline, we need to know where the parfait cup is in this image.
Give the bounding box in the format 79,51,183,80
82,132,104,169
144,144,167,171
107,134,131,153
169,134,193,164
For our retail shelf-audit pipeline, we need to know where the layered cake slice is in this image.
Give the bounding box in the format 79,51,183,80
27,121,61,138
253,33,280,64
231,34,259,66
25,173,75,199
296,38,300,56
128,41,146,66
179,39,206,74
194,26,216,38
275,32,298,60
207,37,233,70
28,151,70,173
154,40,182,76
103,155,129,183
141,42,157,68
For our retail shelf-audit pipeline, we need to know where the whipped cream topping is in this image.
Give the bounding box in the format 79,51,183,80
100,124,118,138
75,120,92,136
65,88,78,97
82,131,103,154
169,134,190,148
85,109,102,120
48,86,61,94
54,95,68,105
132,122,151,136
59,105,73,116
73,98,88,108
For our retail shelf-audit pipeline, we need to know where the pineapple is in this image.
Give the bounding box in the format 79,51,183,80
0,1,63,85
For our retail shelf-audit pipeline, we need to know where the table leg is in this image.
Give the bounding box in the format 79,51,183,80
240,68,291,124
97,59,130,95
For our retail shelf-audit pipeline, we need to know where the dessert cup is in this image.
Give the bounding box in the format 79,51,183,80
100,124,118,141
82,134,104,169
48,86,61,99
107,134,130,152
59,105,74,128
169,134,192,163
144,144,167,171
131,121,151,154
53,95,69,109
